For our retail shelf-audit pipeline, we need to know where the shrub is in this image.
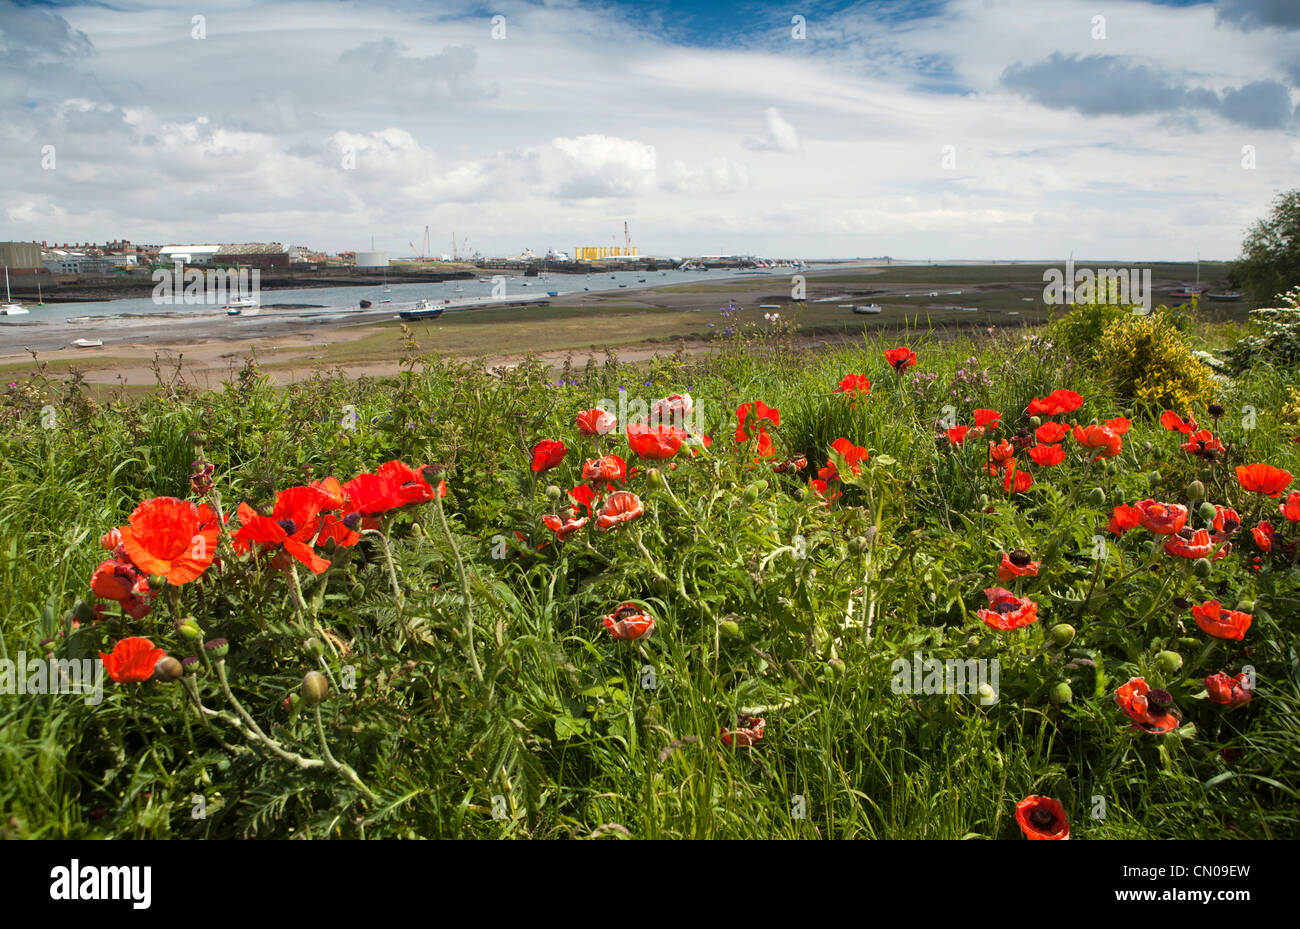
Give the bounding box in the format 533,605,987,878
1045,301,1129,361
1222,286,1300,376
1095,308,1216,413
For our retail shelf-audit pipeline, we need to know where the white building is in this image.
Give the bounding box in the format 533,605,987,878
159,244,221,265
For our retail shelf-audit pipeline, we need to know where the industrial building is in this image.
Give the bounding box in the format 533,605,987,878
157,243,291,268
354,251,390,268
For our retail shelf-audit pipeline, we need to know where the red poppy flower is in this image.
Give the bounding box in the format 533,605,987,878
1192,600,1252,641
1134,499,1187,535
542,510,589,541
1004,465,1033,494
721,715,766,747
1028,443,1065,467
1015,796,1069,841
834,373,872,397
119,497,220,585
750,427,777,461
1205,672,1252,708
1279,491,1300,522
91,559,141,602
1034,422,1070,444
997,550,1040,582
772,454,808,474
977,586,1038,630
628,422,686,460
1115,677,1182,734
601,602,654,641
100,528,122,551
974,408,1001,429
596,490,644,531
530,440,568,472
1072,423,1123,459
947,425,970,445
1211,506,1242,541
569,484,599,517
378,461,445,506
1026,389,1083,417
1251,520,1274,552
309,476,346,510
735,401,781,442
1164,527,1213,559
1104,416,1131,435
233,484,339,574
988,440,1016,470
575,407,618,436
1236,463,1292,496
819,437,869,481
883,346,917,372
315,513,361,548
650,393,694,428
808,478,840,501
582,453,627,484
99,636,166,684
1160,410,1197,434
1180,430,1225,458
1107,504,1140,536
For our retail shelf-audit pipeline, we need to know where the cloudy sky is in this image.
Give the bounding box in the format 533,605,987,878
2,0,1298,259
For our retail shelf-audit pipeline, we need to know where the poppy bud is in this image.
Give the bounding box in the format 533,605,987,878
976,683,997,704
301,671,329,705
1147,471,1161,486
304,637,325,659
849,536,871,554
827,657,846,677
176,617,202,641
1142,540,1157,555
1049,682,1072,705
647,468,664,487
1187,480,1206,503
719,619,741,639
343,512,362,530
181,656,200,676
1028,416,1041,428
1198,467,1214,482
153,656,183,683
742,485,759,503
1197,501,1217,523
40,637,56,654
1155,650,1183,674
147,574,167,591
1193,557,1212,578
978,493,990,508
545,485,562,500
1235,599,1255,612
1049,624,1076,647
204,638,229,661
1086,487,1106,506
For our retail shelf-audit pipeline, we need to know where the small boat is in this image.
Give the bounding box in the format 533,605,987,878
359,299,372,308
759,304,781,309
224,294,258,313
399,298,445,320
1208,292,1242,302
1007,311,1020,317
618,283,628,288
226,307,242,316
638,278,646,283
2,267,28,316
546,290,559,297
1168,290,1205,299
852,304,883,315
71,338,103,348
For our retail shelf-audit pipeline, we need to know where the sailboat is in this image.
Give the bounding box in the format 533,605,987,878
2,267,29,316
380,266,392,303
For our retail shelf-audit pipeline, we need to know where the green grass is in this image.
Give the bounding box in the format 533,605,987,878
0,311,1297,839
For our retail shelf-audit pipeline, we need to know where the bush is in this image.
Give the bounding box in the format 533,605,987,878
1046,301,1129,361
1095,308,1216,413
1222,286,1300,376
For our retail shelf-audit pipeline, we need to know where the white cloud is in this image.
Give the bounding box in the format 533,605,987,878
742,107,801,153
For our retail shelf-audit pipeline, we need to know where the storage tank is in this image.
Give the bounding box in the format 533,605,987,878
355,251,389,268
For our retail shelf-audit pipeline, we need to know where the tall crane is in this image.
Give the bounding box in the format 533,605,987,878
624,220,630,254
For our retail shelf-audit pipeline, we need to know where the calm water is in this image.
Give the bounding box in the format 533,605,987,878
1,266,804,331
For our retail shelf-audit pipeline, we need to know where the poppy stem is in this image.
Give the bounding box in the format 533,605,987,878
314,705,378,803
362,529,405,613
1189,639,1218,674
433,490,483,684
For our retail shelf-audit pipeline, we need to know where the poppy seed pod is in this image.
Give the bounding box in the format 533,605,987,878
1187,480,1206,504
1049,623,1076,647
204,638,229,661
180,656,200,676
1193,557,1213,578
301,671,329,705
1156,650,1183,674
1197,501,1218,523
1050,682,1073,705
1028,416,1042,428
153,656,184,683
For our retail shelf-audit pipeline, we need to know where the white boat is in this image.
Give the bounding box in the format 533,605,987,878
852,304,883,315
71,338,103,348
224,294,258,314
2,267,28,316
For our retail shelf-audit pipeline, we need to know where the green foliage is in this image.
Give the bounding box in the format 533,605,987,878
0,327,1297,840
1223,286,1300,377
1095,308,1217,413
1231,189,1300,303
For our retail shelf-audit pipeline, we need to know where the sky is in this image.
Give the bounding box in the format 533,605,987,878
1,0,1298,260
